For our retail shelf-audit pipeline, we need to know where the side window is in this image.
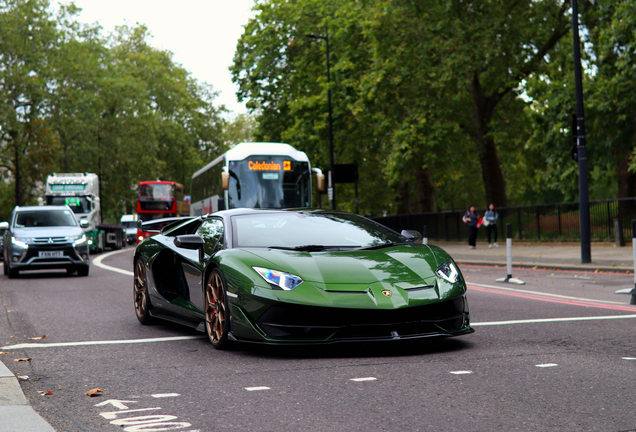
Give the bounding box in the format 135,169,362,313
196,219,224,255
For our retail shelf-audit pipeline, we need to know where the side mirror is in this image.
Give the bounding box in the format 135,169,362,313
221,172,229,190
174,234,205,261
316,173,326,192
79,220,89,229
401,230,422,243
0,222,8,230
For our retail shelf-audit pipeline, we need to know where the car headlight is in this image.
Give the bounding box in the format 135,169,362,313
253,267,304,291
72,234,87,246
11,237,30,248
435,260,460,283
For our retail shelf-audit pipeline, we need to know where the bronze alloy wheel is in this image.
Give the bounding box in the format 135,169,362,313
205,269,229,349
134,259,153,324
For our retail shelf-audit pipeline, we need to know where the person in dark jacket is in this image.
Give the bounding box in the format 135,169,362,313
463,206,480,249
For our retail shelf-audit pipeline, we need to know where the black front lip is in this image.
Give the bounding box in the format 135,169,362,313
248,296,472,344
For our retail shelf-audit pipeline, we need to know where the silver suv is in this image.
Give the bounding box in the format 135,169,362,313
2,206,90,278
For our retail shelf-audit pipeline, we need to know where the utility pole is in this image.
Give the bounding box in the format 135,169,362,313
305,25,336,209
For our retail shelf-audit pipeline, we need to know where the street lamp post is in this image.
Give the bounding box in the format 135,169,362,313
305,26,336,210
571,0,591,263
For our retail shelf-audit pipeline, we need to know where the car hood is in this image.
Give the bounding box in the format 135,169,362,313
11,226,83,239
243,244,444,286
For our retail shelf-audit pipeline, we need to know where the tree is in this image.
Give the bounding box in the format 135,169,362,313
0,0,61,206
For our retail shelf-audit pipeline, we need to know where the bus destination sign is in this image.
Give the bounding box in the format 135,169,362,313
248,160,292,171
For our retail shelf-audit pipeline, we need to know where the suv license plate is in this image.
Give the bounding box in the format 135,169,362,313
39,251,63,258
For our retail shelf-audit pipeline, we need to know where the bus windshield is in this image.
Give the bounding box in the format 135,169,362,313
227,157,311,209
139,183,175,201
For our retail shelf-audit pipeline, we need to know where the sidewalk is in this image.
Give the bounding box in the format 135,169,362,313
429,240,634,273
0,361,55,431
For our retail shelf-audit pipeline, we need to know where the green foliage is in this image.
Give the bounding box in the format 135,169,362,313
232,0,574,215
0,0,226,221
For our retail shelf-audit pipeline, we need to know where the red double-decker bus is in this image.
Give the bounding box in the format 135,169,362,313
136,181,190,242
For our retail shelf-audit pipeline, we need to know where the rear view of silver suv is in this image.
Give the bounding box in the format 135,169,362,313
2,206,90,278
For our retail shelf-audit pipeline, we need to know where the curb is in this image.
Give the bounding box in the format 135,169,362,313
0,360,55,431
454,259,634,273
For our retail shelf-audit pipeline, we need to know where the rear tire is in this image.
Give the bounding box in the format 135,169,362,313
205,269,230,349
3,256,7,276
134,258,154,324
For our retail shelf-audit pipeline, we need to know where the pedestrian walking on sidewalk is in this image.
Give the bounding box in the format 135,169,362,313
484,203,499,248
462,206,480,249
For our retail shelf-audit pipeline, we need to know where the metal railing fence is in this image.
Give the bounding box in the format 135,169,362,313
372,197,636,243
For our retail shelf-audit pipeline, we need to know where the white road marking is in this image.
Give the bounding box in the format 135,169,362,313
469,282,628,305
622,357,636,360
245,386,270,391
450,371,472,375
472,314,636,327
92,249,134,276
536,364,558,368
152,393,180,398
3,335,205,350
100,408,161,420
350,377,377,382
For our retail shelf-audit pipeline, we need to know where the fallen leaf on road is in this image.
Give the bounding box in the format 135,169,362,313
29,335,46,340
39,391,53,396
7,310,12,312
17,375,28,380
0,352,8,355
10,336,15,338
86,388,103,397
14,358,32,362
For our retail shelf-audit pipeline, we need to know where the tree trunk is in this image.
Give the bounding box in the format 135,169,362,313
415,166,435,213
617,146,636,198
470,72,508,208
13,142,23,206
396,181,411,214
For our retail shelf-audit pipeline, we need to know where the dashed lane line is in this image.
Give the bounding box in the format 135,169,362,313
92,248,134,277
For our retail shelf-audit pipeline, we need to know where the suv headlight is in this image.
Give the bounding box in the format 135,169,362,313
11,237,30,248
72,234,87,246
253,267,304,291
435,260,460,283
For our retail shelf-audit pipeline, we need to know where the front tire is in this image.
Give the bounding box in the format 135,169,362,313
77,266,89,277
134,258,154,324
7,262,18,279
205,269,230,349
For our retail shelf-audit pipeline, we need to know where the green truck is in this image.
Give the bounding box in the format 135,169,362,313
45,173,126,253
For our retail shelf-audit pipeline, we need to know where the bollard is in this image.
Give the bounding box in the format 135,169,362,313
496,223,525,285
631,220,636,305
422,225,428,245
615,218,625,247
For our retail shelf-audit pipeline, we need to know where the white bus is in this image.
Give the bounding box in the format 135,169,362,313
190,142,324,216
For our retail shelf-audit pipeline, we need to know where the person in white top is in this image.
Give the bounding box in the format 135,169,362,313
483,204,499,248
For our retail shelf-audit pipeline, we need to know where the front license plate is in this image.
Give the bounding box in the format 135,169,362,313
38,251,63,258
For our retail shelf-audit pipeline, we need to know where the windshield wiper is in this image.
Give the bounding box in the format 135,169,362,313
269,245,328,252
358,241,411,251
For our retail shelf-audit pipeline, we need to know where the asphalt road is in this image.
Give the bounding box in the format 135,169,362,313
2,249,636,431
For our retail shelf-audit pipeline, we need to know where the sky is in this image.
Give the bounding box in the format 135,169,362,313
54,0,258,116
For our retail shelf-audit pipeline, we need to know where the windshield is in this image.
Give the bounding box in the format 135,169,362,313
139,183,176,201
227,157,311,209
14,209,77,228
47,196,91,214
232,212,405,249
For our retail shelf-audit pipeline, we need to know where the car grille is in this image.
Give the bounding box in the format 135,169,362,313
255,296,470,341
32,237,69,244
